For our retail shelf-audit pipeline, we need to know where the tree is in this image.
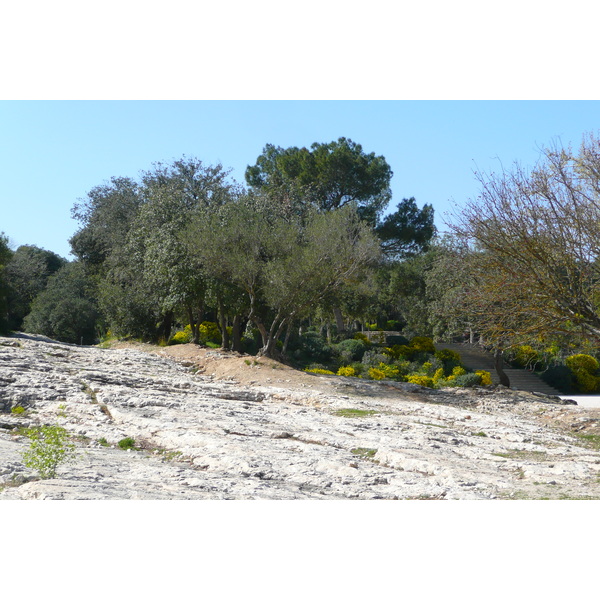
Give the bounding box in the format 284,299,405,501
4,245,66,330
70,176,143,268
245,138,393,224
23,262,99,344
183,196,381,358
447,132,600,382
376,197,436,259
0,233,13,334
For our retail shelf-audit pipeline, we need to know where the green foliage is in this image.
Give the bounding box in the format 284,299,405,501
434,348,461,363
334,338,368,364
23,261,99,344
334,408,378,418
352,332,372,346
294,332,333,363
245,137,393,224
540,365,576,394
117,437,136,450
0,233,12,335
21,425,77,479
98,437,109,446
448,372,483,388
376,197,436,258
409,336,436,353
11,406,26,415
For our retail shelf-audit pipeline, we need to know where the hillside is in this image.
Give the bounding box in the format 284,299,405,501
2,334,600,500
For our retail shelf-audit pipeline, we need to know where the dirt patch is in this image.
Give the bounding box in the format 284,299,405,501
106,341,333,392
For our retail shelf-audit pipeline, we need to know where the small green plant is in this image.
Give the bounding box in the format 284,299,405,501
11,405,26,415
118,437,136,450
98,437,109,447
334,408,378,418
21,425,77,479
351,447,377,458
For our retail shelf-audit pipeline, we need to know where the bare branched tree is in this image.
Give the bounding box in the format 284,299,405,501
447,132,600,383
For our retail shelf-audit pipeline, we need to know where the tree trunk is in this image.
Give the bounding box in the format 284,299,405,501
333,306,345,333
217,295,229,350
494,348,511,387
231,314,243,353
157,311,173,343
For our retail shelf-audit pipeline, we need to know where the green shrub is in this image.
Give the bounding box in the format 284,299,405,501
541,365,576,393
434,348,461,363
453,373,483,387
386,335,410,346
409,336,436,353
334,338,368,363
11,405,26,415
295,332,333,362
21,425,77,479
353,332,372,346
118,437,136,450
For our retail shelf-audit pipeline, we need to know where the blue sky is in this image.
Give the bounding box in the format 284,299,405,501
1,100,599,259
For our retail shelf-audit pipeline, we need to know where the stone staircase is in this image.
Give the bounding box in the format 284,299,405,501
436,342,562,396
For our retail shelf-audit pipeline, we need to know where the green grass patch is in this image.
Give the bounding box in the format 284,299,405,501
334,408,379,418
117,437,137,450
351,447,377,458
575,433,600,451
492,450,551,461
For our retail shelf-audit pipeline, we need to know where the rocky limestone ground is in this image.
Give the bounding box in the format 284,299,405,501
2,334,600,500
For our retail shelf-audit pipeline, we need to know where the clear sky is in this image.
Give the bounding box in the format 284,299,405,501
1,100,599,259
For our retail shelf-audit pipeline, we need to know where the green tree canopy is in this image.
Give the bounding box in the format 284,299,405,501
4,245,67,330
245,138,393,224
183,196,381,357
376,197,436,259
0,233,13,334
23,261,99,344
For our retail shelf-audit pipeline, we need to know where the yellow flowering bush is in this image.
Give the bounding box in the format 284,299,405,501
452,366,467,377
475,370,493,386
407,374,435,388
337,366,356,377
565,354,600,393
368,367,386,380
304,368,335,375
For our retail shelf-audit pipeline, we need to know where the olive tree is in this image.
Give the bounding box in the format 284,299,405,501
183,196,381,358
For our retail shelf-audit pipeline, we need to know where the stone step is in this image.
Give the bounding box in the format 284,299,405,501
436,343,561,396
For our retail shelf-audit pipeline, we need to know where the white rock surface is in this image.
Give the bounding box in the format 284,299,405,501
2,334,600,500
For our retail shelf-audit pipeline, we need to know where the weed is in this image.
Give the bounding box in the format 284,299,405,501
474,432,488,437
98,437,110,447
11,406,26,416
